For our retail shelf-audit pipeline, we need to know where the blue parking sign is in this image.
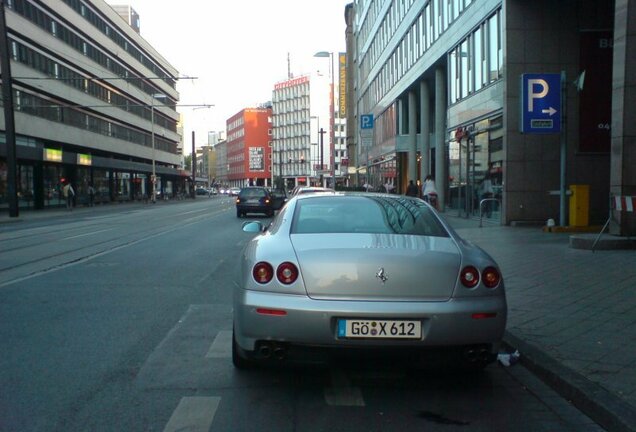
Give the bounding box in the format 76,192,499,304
521,73,561,134
360,114,374,129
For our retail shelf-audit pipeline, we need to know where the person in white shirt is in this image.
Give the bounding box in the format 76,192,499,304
480,173,494,217
422,175,438,208
62,182,75,210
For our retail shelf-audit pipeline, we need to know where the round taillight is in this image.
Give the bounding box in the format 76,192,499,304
252,262,273,284
460,266,480,288
482,266,501,288
277,262,298,284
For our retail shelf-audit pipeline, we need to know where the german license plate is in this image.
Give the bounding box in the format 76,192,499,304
337,319,421,339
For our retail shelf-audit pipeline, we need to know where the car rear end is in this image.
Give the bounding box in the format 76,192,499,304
236,187,274,217
234,194,507,367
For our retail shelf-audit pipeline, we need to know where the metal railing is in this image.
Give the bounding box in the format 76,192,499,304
479,198,501,227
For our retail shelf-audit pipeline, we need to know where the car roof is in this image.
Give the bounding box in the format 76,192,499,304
292,186,335,196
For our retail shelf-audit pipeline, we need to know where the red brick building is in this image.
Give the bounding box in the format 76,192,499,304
226,107,273,187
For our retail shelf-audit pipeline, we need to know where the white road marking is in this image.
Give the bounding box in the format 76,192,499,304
177,209,207,216
324,369,365,407
163,396,220,432
205,330,232,358
63,228,114,240
0,210,229,288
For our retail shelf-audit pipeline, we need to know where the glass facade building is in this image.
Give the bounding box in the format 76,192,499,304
0,0,183,211
349,0,633,232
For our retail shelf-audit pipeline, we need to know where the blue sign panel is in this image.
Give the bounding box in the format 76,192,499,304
521,73,561,134
360,114,374,129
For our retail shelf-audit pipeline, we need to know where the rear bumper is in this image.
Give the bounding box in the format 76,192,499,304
236,204,272,213
234,289,507,353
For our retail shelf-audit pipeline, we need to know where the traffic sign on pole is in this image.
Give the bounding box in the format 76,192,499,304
360,114,374,129
520,73,561,134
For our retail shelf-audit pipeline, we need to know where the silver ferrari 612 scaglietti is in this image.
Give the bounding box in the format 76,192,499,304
233,192,507,369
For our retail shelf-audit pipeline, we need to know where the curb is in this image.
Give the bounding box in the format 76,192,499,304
569,234,636,250
504,331,636,432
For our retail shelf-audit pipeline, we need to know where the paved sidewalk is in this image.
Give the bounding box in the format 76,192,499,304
444,213,636,432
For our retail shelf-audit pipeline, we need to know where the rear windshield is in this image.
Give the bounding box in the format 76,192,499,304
291,196,449,237
240,188,266,198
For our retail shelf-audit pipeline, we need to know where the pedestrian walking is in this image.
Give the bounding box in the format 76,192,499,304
88,184,95,207
480,173,494,217
62,182,75,210
422,175,438,208
405,180,419,197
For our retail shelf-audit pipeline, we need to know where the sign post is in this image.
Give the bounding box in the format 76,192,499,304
360,114,374,188
521,73,567,226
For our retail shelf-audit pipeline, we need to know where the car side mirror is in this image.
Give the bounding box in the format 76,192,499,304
242,221,264,233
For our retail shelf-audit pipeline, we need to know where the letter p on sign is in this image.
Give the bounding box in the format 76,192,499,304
360,114,374,129
527,79,549,111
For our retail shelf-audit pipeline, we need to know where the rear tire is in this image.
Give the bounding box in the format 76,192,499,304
232,330,253,369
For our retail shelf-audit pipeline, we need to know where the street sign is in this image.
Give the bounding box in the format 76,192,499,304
360,114,374,129
520,73,561,134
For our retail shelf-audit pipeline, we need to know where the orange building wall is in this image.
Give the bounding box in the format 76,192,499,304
227,108,272,184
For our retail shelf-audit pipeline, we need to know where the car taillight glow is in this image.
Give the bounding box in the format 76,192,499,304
472,312,497,319
253,262,273,284
256,308,287,316
460,266,480,288
482,266,501,288
277,262,298,284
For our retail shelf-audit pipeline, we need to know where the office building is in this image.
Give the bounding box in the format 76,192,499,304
109,4,140,33
349,0,634,234
272,53,348,190
0,0,182,210
226,107,273,188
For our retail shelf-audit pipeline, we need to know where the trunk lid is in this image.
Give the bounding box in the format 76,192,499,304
291,233,461,301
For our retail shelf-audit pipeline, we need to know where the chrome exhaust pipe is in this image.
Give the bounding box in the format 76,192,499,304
273,346,286,360
478,348,491,363
259,344,272,358
464,348,478,362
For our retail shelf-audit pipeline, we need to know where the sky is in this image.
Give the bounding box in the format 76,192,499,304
112,0,350,152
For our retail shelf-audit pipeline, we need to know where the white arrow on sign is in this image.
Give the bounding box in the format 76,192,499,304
542,107,557,116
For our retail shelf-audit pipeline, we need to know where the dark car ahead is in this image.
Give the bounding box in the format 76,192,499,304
236,187,274,218
269,188,288,211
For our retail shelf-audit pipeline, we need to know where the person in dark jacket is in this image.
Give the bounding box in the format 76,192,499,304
405,180,419,197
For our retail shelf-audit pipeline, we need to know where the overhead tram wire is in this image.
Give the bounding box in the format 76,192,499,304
11,76,199,81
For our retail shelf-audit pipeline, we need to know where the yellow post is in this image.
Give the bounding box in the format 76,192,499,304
569,184,589,226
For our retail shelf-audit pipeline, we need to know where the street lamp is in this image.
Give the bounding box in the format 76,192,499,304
150,93,166,203
190,105,215,198
311,115,326,186
314,51,336,189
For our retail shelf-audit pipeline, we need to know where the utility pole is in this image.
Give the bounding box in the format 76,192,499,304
192,131,196,199
0,0,18,217
319,127,326,187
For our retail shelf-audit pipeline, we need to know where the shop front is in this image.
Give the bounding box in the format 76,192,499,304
1,140,187,212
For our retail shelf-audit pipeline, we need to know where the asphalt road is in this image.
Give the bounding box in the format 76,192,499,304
0,197,603,431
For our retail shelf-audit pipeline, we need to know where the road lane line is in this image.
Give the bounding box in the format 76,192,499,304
205,330,232,358
163,396,220,432
177,209,208,216
63,228,114,240
0,209,229,288
324,369,365,407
